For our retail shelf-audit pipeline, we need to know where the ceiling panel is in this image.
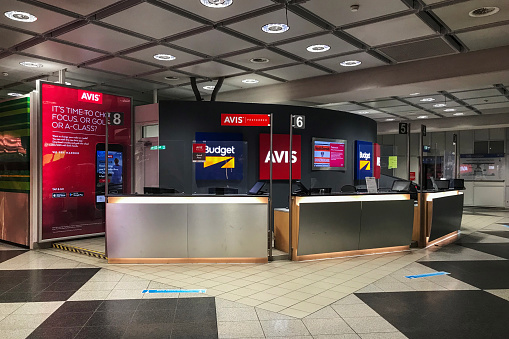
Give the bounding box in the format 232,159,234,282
45,75,95,88
301,0,410,27
473,102,509,110
349,109,384,115
319,103,367,111
65,67,124,84
0,27,34,49
138,70,193,86
86,57,160,76
176,61,244,78
431,0,509,31
223,74,283,89
361,99,406,108
181,81,241,95
101,3,203,39
172,29,255,56
381,106,420,113
0,0,74,34
164,0,275,23
401,94,446,103
221,49,295,70
57,24,148,53
451,88,502,99
313,52,387,72
379,37,456,62
106,78,167,92
464,96,508,105
158,87,195,100
38,0,119,15
124,45,203,67
345,14,436,47
276,34,359,59
0,55,69,80
23,41,105,64
262,64,329,81
421,0,448,4
226,9,324,44
457,25,509,51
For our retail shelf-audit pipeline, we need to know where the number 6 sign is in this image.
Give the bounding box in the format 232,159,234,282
293,115,305,129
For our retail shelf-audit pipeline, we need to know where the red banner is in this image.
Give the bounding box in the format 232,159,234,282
41,83,131,240
259,134,301,180
373,142,381,179
221,114,270,127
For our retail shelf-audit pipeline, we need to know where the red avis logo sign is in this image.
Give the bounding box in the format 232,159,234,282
78,90,103,104
259,134,301,180
221,114,270,127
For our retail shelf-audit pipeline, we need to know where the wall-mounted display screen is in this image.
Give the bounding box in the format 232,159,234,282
312,138,346,171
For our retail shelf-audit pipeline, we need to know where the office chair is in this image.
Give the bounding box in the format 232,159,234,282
341,184,357,193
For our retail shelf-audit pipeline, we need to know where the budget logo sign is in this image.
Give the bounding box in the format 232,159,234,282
356,140,373,180
195,141,244,181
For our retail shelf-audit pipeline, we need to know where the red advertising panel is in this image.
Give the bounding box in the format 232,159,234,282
221,114,270,127
259,134,301,180
373,142,381,179
41,83,131,240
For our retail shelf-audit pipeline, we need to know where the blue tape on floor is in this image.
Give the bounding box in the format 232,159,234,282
142,289,206,294
405,272,450,279
503,225,509,228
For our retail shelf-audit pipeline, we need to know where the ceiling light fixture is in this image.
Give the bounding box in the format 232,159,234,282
357,111,370,114
469,7,499,18
153,54,176,61
242,79,259,84
200,0,233,8
4,11,37,22
65,82,72,85
250,57,269,64
417,115,428,119
453,112,464,116
7,92,23,97
307,44,331,53
20,61,43,68
386,118,395,121
261,23,289,34
203,85,215,90
420,98,435,102
165,76,180,81
340,60,362,67
409,92,420,96
444,108,456,112
433,103,446,107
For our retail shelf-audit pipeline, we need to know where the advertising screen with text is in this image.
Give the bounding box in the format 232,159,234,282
41,82,131,241
312,138,346,170
259,134,301,180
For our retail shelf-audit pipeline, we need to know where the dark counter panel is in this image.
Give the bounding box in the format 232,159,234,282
429,194,464,241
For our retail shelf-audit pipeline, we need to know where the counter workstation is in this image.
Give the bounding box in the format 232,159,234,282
105,195,268,264
284,193,415,261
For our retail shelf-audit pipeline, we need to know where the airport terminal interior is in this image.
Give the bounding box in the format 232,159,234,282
1,0,509,338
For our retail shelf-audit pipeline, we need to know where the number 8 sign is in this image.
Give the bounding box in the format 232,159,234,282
109,112,124,126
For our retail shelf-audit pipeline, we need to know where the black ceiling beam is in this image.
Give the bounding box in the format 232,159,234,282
493,84,509,100
392,97,445,118
438,91,483,115
18,0,83,18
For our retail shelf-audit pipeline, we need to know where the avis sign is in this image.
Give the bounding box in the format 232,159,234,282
78,90,103,104
259,134,301,180
221,114,270,127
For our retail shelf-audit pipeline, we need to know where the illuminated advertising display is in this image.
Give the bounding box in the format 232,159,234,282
355,140,381,180
312,138,346,170
259,134,301,180
195,141,244,181
40,82,131,240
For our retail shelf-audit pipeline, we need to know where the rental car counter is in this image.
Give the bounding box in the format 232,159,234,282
105,194,268,264
285,192,415,261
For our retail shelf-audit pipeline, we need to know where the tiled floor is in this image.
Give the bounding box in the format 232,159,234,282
0,207,507,338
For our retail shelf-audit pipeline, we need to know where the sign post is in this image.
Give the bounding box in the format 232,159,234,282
289,115,305,260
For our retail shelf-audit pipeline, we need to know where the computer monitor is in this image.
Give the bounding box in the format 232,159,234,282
450,179,465,190
391,180,411,192
248,181,266,195
435,179,450,191
293,181,310,196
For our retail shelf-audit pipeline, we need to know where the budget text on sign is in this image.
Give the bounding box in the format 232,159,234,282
221,114,271,127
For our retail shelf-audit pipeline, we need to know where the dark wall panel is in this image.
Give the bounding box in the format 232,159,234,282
429,194,464,241
158,101,377,208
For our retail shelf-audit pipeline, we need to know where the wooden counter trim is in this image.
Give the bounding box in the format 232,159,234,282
425,231,459,248
292,245,410,262
108,257,268,264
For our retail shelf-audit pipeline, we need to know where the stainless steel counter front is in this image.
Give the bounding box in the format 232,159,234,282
106,195,268,263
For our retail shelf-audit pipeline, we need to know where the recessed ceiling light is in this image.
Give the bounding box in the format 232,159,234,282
203,85,215,91
261,23,289,34
200,0,233,8
4,11,37,22
20,61,43,68
420,98,435,102
340,60,362,67
307,44,331,53
357,111,371,114
7,92,23,97
417,115,428,119
469,7,499,18
386,118,395,121
250,57,269,64
65,82,72,85
444,108,456,112
433,103,446,107
153,54,176,61
409,92,420,96
165,76,180,81
242,79,259,84
453,112,464,116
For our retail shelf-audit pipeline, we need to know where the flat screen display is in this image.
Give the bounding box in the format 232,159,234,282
96,147,123,206
312,138,346,171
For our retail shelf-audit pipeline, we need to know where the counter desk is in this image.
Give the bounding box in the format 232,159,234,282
287,193,415,261
105,195,268,264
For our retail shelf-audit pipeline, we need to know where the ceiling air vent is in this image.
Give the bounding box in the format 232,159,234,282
468,7,499,17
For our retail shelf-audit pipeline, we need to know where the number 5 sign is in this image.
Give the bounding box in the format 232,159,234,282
293,115,305,129
109,112,124,126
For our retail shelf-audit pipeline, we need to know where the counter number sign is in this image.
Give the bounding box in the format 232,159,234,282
399,122,408,134
109,112,124,126
293,115,305,129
